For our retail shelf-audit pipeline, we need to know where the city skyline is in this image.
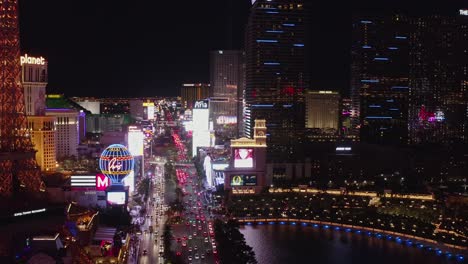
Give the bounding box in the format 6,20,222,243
18,0,463,98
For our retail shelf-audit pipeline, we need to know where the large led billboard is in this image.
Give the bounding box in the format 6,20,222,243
231,175,257,186
192,100,210,157
143,102,155,120
234,148,253,168
107,192,126,205
127,127,144,156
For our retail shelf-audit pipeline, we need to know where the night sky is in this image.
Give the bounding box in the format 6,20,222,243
19,0,464,98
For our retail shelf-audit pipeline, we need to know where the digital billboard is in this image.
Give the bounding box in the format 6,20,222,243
107,192,126,205
192,101,210,157
231,175,257,186
234,148,253,168
127,127,144,156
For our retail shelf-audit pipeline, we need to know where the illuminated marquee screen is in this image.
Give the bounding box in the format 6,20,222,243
234,148,253,168
128,129,144,156
107,192,126,205
231,175,257,186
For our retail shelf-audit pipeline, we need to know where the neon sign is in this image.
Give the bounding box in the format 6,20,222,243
96,173,110,191
109,158,123,171
460,9,468,16
14,208,46,217
20,54,45,65
194,100,209,109
216,116,237,125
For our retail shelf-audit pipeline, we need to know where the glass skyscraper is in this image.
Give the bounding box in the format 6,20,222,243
209,50,245,139
351,14,410,145
352,10,468,145
244,0,307,161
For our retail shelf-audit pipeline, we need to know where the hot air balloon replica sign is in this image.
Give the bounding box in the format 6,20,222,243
99,144,135,186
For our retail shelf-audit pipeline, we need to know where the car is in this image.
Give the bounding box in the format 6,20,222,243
194,246,198,251
201,253,205,259
188,255,193,261
143,249,148,255
182,242,187,247
193,231,197,236
188,235,192,240
183,236,187,240
177,238,181,243
204,237,209,243
176,251,182,256
203,232,208,237
206,249,212,255
213,249,218,254
195,253,200,259
188,247,192,252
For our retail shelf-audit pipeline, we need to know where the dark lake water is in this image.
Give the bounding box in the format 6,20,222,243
240,225,462,264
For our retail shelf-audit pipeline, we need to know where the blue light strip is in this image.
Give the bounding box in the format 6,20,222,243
366,116,393,119
283,104,293,108
361,79,379,83
360,20,372,24
283,23,295,27
266,30,284,33
266,11,279,14
388,47,399,50
391,86,409,89
257,39,278,43
389,108,399,111
374,57,389,61
386,99,394,102
362,45,372,49
293,44,304,47
395,36,407,39
264,62,280,65
369,105,381,108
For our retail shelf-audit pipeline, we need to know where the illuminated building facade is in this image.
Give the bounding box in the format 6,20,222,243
180,83,210,109
209,50,245,139
21,54,57,171
408,13,468,144
352,11,468,145
305,91,340,129
225,120,267,194
351,15,410,145
245,0,307,161
20,54,56,171
46,94,85,158
21,54,47,116
27,116,56,171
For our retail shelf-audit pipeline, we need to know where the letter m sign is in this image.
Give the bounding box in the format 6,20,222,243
96,174,110,191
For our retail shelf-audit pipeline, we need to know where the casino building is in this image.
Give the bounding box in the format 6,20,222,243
21,54,57,171
224,120,268,194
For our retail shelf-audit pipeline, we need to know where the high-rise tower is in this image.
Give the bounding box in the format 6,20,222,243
209,50,245,139
351,15,410,145
0,0,44,196
244,0,307,161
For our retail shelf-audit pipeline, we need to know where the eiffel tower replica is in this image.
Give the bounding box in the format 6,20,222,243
0,0,45,205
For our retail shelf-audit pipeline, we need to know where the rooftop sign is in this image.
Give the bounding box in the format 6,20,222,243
21,54,45,65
